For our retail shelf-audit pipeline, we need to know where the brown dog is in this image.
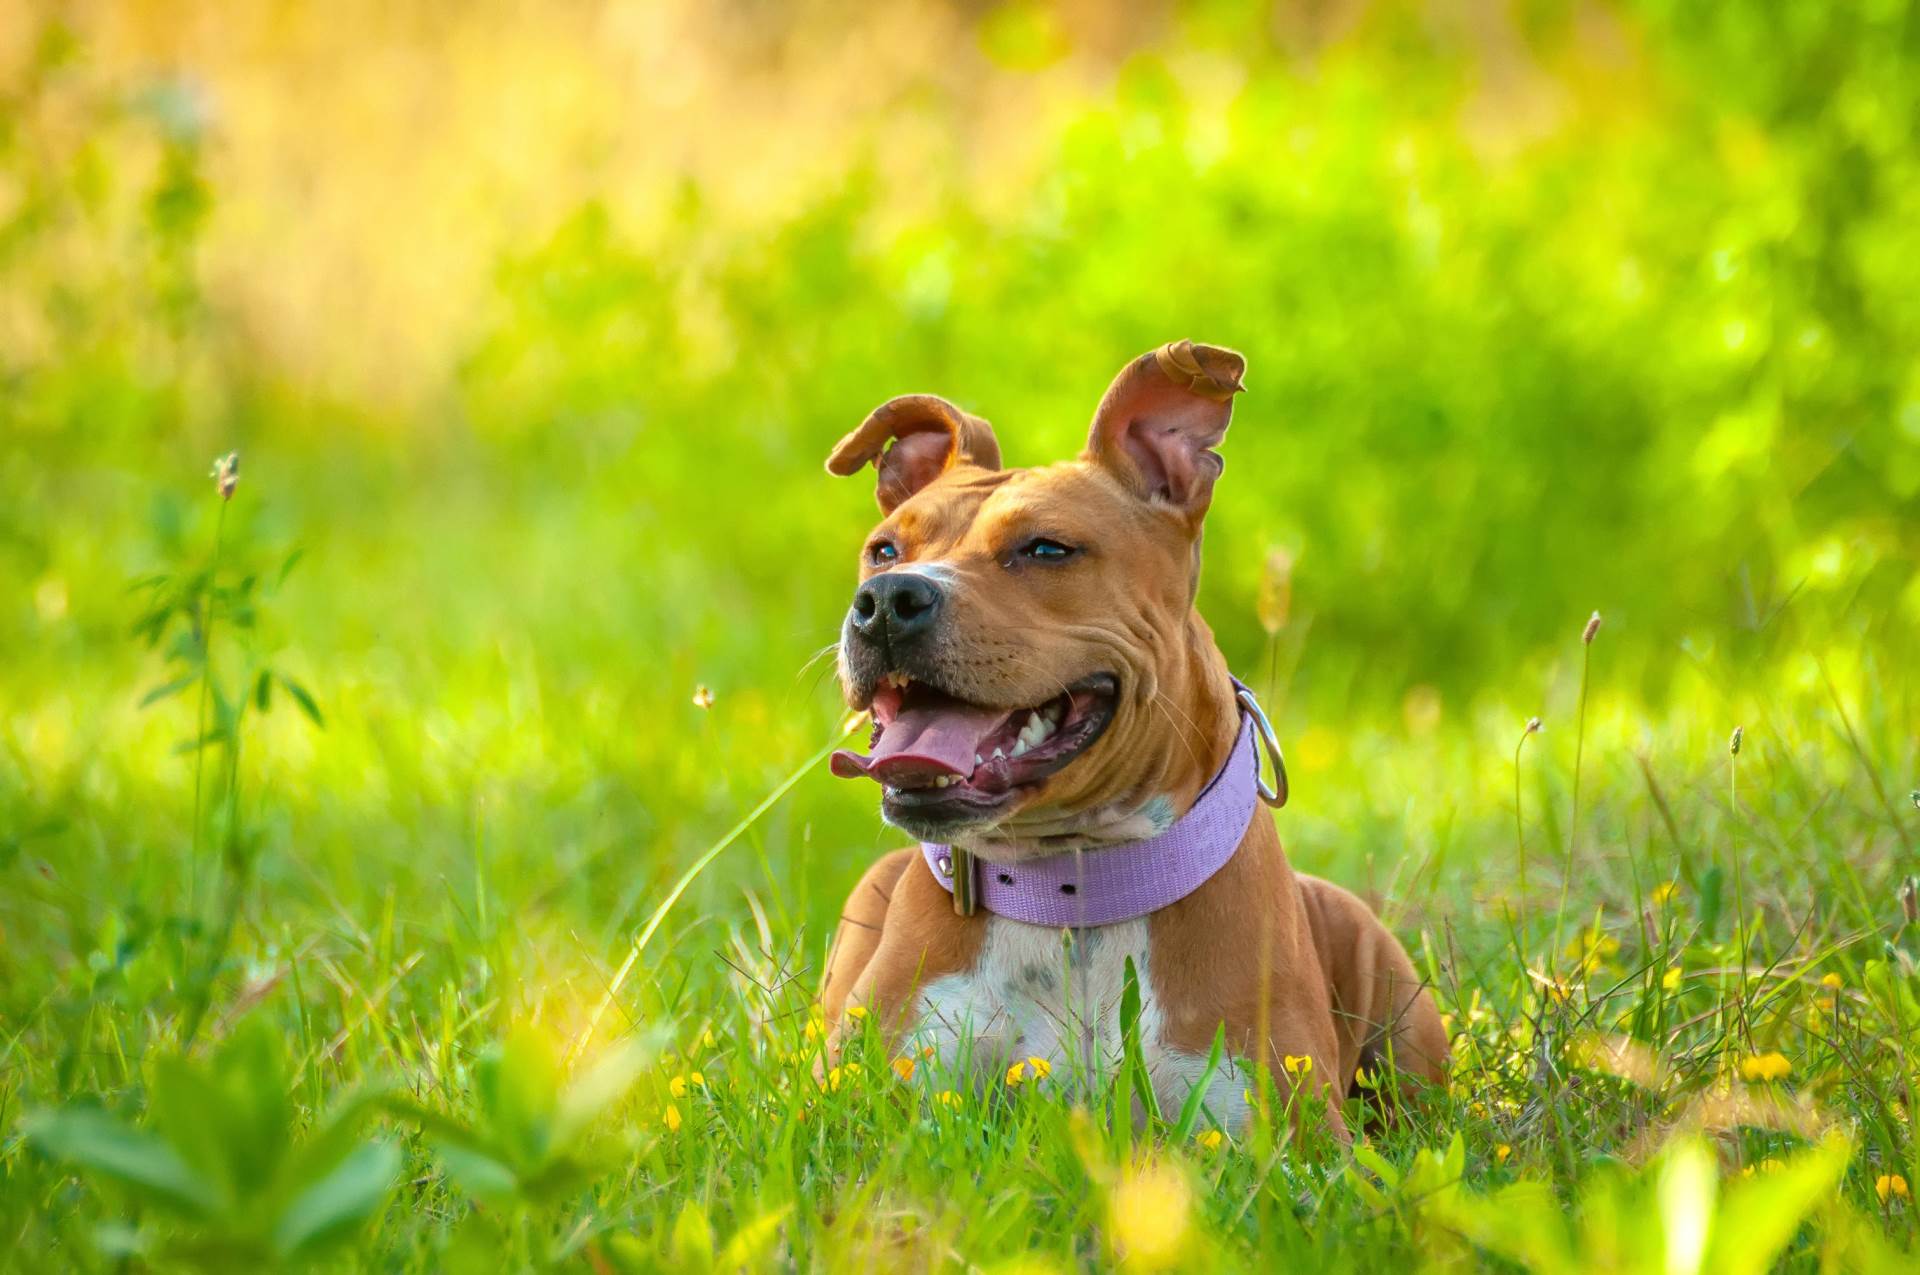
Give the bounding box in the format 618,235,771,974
817,342,1446,1140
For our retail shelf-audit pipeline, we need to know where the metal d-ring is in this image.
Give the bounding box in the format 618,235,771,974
1235,686,1289,808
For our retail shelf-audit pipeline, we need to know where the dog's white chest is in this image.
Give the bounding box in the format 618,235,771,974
907,916,1248,1127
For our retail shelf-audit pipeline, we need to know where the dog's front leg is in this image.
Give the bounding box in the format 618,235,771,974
821,853,987,1066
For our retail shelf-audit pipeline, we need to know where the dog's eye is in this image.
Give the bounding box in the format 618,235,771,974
1020,538,1077,562
869,540,899,565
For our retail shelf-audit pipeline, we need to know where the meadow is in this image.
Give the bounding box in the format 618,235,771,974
3,1,1919,1270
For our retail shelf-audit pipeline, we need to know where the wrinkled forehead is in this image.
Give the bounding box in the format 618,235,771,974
879,461,1140,550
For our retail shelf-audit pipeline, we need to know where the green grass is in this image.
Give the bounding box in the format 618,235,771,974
5,1,1920,1270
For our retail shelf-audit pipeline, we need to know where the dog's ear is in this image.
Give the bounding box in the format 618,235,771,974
826,394,1001,513
1084,340,1246,516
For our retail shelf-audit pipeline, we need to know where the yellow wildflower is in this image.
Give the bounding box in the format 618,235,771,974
826,1062,862,1091
1876,1174,1910,1203
1194,1129,1224,1151
1494,1144,1512,1166
1651,880,1679,906
934,1090,962,1108
663,1103,682,1132
1026,1055,1052,1081
1282,1054,1314,1079
1353,1066,1380,1090
669,1074,688,1099
1108,1162,1191,1269
845,1005,868,1022
689,1071,704,1088
1819,972,1843,989
1005,1060,1028,1086
1662,966,1683,992
891,1055,916,1081
1739,1052,1791,1083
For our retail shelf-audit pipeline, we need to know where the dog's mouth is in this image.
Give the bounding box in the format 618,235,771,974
830,673,1118,820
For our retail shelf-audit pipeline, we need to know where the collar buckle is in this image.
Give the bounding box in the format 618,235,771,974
940,847,978,916
1234,686,1289,808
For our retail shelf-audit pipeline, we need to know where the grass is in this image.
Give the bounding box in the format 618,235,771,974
2,454,1915,1272
5,1,1920,1269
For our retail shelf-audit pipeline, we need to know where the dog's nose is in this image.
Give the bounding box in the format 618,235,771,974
851,572,943,647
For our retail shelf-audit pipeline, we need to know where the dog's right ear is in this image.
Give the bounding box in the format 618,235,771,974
826,394,1001,513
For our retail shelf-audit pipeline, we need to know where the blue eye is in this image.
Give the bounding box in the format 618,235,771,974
1021,538,1076,562
869,541,899,564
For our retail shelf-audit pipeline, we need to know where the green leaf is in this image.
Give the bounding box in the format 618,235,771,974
1707,1134,1852,1275
1426,1180,1575,1275
139,674,198,708
1119,955,1160,1123
272,1141,400,1258
173,726,232,755
378,1093,490,1152
23,1108,220,1218
1169,1023,1225,1142
1351,1144,1401,1191
147,1058,242,1211
671,1201,716,1269
552,1037,653,1150
278,674,325,728
718,1205,792,1270
436,1143,519,1202
277,1080,398,1196
254,668,273,711
474,1031,560,1172
1657,1138,1717,1275
206,1021,295,1190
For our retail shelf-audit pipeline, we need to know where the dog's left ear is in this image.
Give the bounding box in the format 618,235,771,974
1085,340,1246,517
826,394,1002,513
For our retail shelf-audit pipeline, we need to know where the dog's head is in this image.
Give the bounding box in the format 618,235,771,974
828,342,1247,853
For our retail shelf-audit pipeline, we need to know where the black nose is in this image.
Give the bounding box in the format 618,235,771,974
851,572,943,647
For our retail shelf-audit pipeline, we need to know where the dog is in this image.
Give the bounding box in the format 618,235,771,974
816,342,1447,1140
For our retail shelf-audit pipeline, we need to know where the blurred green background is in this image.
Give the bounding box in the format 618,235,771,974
4,0,1917,1018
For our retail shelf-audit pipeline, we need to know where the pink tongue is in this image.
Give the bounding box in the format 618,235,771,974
830,703,1009,783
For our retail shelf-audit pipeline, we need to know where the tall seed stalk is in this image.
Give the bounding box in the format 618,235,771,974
1555,611,1601,969
188,454,239,915
1513,715,1542,920
1728,725,1749,1042
183,453,241,1044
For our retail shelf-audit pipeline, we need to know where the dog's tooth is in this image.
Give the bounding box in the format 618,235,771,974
974,753,983,767
992,747,1005,761
1010,739,1029,758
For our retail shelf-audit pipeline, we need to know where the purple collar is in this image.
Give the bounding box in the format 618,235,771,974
920,687,1283,927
